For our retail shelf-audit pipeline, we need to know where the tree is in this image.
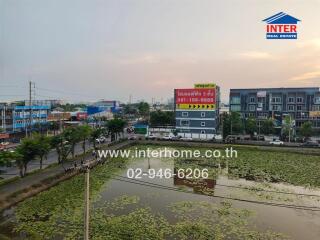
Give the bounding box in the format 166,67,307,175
107,118,127,141
63,127,82,158
90,127,105,150
137,102,150,118
300,122,313,139
16,138,39,177
282,116,291,139
150,110,175,127
51,134,72,164
34,134,51,169
261,118,274,135
78,125,92,154
123,104,138,115
49,121,60,135
222,112,244,139
244,117,257,136
0,151,21,168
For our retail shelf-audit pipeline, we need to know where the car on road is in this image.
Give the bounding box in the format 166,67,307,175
180,137,193,141
161,135,173,140
269,140,284,146
128,135,137,140
224,135,237,143
96,136,107,144
145,134,157,140
300,141,319,148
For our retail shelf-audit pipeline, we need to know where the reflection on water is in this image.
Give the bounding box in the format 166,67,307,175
173,171,216,195
1,152,320,240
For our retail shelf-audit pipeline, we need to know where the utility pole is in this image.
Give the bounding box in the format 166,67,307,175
29,81,33,138
84,168,90,240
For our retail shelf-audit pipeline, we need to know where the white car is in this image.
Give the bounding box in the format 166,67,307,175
162,135,173,140
269,140,284,146
180,137,193,141
145,134,157,140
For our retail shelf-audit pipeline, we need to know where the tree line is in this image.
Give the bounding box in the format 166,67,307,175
0,118,126,177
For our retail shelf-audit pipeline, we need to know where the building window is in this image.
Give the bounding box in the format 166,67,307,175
230,105,241,112
272,105,281,111
250,97,255,103
201,122,205,127
201,112,205,117
271,97,281,103
288,105,295,111
297,97,303,103
288,97,294,103
314,97,320,104
230,96,240,104
180,120,189,126
249,105,255,111
201,130,206,134
297,105,302,111
181,112,188,117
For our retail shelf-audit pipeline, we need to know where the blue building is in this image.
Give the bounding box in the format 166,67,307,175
229,87,320,129
87,100,121,117
13,105,50,132
1,104,51,133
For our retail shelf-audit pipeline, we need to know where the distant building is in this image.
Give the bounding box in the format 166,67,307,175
174,83,220,138
87,100,121,117
24,99,63,108
0,103,50,133
13,105,50,132
229,87,320,128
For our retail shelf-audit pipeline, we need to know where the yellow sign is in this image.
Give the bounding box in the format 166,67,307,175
310,111,320,117
176,104,216,110
194,83,216,88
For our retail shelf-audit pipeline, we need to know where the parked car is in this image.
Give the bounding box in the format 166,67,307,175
252,135,265,141
128,135,137,140
300,141,319,148
145,134,157,140
180,137,193,141
269,140,284,146
95,136,106,144
224,135,237,143
162,135,173,140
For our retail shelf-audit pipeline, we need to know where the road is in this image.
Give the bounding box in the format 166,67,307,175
0,141,92,180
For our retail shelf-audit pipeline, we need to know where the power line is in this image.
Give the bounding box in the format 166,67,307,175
35,86,103,99
113,172,320,198
110,175,320,212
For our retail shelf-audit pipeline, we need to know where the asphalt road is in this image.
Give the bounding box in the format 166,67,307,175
0,141,92,180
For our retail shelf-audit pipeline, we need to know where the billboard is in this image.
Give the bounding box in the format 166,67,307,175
194,83,216,88
175,88,216,110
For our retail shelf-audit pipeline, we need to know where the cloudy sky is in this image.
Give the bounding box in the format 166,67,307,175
1,0,320,103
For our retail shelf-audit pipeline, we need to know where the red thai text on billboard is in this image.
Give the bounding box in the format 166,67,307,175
175,89,216,104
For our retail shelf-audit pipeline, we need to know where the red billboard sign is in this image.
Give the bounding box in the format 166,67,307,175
175,88,216,104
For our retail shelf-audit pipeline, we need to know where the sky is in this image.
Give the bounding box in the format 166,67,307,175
1,0,320,103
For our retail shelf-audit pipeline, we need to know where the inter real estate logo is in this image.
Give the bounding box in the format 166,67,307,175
263,12,300,39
